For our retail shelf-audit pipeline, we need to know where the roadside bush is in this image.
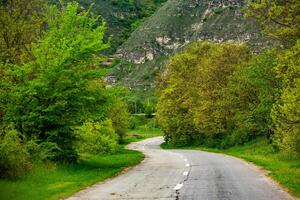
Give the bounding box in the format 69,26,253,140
108,101,130,142
0,128,31,179
75,120,119,154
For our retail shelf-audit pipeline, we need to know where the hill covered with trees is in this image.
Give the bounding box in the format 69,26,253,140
157,0,300,158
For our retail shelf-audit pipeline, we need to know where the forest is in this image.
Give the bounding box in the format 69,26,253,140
0,0,135,178
157,0,300,158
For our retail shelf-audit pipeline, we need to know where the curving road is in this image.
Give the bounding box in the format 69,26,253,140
67,137,293,200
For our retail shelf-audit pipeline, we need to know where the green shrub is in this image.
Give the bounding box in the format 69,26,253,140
75,120,119,155
108,101,130,141
129,115,144,129
0,128,31,179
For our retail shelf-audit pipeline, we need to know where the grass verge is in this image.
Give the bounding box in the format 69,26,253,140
0,149,144,200
162,138,300,198
122,127,163,144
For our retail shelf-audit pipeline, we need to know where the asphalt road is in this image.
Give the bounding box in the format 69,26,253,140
67,137,293,200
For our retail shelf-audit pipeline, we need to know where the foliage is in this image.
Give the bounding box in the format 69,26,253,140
246,0,300,158
75,120,118,154
0,0,46,126
271,41,300,158
0,0,46,65
78,0,167,53
108,100,130,141
246,0,300,46
223,50,281,147
3,1,110,163
157,41,250,146
0,149,144,200
0,127,31,179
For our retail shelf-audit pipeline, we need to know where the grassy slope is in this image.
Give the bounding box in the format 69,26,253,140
123,127,163,144
162,138,300,198
0,127,162,200
0,149,144,200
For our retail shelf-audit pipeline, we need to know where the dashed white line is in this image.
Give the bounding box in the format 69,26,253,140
174,183,183,190
184,159,188,162
186,163,190,167
183,171,189,176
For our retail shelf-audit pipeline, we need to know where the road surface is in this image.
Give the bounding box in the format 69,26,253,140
67,137,293,200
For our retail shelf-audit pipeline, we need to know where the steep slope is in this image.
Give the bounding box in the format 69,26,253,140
78,0,167,54
113,0,268,91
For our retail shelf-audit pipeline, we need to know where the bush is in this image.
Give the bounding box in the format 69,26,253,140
75,120,119,154
108,101,130,141
0,128,32,179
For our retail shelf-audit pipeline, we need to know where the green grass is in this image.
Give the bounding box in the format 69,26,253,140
123,127,163,144
0,149,144,200
162,138,300,198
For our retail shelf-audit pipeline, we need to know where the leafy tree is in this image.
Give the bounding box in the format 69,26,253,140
223,50,281,147
0,0,46,125
157,41,250,146
246,0,300,46
4,1,110,162
247,0,300,157
156,45,199,145
0,0,46,64
108,100,130,142
271,41,300,158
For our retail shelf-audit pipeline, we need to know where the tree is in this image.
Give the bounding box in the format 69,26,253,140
246,0,300,46
271,41,300,158
247,0,300,157
156,50,198,145
108,100,130,142
157,41,250,146
0,0,46,125
4,1,110,162
223,50,281,147
0,0,46,64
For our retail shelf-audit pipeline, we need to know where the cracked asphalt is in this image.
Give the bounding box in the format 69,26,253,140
67,137,293,200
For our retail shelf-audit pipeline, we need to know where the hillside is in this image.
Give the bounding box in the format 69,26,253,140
112,0,269,91
78,0,167,54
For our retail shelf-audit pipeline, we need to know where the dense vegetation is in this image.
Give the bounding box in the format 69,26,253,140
78,0,167,53
0,0,131,179
157,0,300,158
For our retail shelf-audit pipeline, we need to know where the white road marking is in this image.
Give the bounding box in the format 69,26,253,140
183,171,189,176
174,183,183,190
186,163,190,167
184,159,188,162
